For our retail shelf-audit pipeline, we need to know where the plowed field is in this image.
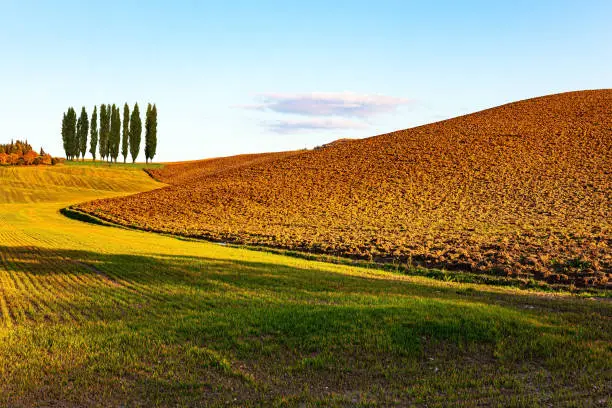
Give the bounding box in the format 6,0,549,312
146,150,303,185
76,90,612,287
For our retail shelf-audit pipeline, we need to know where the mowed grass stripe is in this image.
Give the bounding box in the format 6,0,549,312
0,235,85,323
77,253,173,309
2,245,157,324
0,256,31,324
23,247,102,323
3,246,75,324
0,288,11,328
11,229,176,316
17,246,85,324
0,248,21,327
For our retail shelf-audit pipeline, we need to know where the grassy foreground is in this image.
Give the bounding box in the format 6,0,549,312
0,165,610,407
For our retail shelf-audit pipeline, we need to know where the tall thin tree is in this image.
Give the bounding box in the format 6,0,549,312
90,106,98,161
109,104,116,162
99,104,108,161
65,107,78,160
129,103,142,163
77,106,89,161
147,104,157,163
122,103,130,163
76,111,83,161
107,104,113,162
61,111,68,159
110,104,121,163
144,103,152,163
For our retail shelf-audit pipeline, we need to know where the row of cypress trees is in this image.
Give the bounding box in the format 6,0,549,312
61,103,157,163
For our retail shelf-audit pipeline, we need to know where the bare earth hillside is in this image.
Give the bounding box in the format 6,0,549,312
147,150,303,185
76,90,612,287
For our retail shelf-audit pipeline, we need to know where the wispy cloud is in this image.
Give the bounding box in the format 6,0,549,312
244,92,411,118
265,118,369,134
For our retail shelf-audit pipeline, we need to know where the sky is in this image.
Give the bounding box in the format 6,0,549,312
0,1,611,162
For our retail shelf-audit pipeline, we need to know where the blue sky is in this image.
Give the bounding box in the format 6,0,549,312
1,1,610,161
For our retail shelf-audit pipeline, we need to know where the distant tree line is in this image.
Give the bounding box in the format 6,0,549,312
0,139,60,166
61,103,157,163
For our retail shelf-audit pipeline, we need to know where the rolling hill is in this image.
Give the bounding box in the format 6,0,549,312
0,114,610,406
76,90,612,287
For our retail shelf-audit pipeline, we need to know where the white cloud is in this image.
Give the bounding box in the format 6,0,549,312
245,92,411,118
265,118,369,134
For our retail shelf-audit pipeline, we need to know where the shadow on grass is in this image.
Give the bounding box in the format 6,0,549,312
2,245,610,359
1,245,611,405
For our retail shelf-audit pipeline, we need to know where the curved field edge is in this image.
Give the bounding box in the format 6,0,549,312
60,207,134,228
61,206,611,297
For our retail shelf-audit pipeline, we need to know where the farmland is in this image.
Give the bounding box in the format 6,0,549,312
76,90,612,287
1,163,611,406
145,150,303,185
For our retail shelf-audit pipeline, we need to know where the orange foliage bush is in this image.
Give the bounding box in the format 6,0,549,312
76,90,612,287
0,140,57,166
22,150,39,165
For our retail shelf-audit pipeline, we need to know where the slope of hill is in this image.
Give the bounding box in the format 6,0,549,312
147,150,303,185
0,164,162,203
76,90,612,286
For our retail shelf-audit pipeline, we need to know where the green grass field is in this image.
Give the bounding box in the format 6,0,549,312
0,164,610,407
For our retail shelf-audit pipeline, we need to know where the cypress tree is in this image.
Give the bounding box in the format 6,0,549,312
107,104,112,162
90,106,98,161
64,109,72,160
71,107,78,160
101,104,112,161
77,107,89,161
148,104,157,163
115,105,121,162
109,104,116,162
110,104,121,163
144,103,152,163
66,107,77,160
122,103,130,163
61,112,68,159
99,104,108,161
129,103,142,163
76,112,83,161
